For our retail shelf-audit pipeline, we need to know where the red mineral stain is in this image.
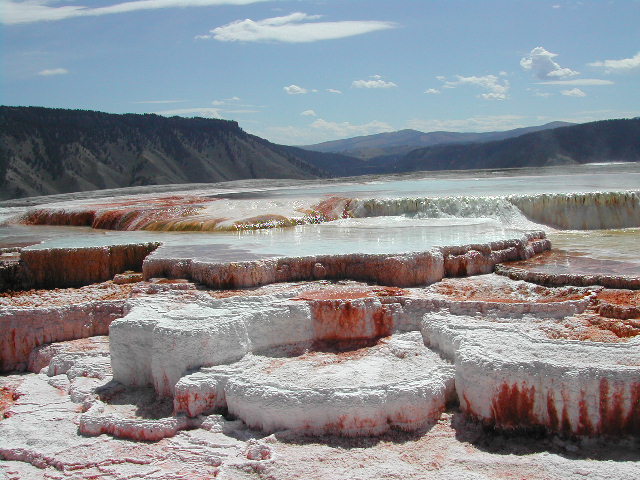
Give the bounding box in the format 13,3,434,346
21,209,96,227
311,301,367,341
490,383,537,429
309,298,394,344
627,383,640,434
373,306,394,338
599,379,637,435
0,385,21,419
462,393,479,418
295,285,407,301
598,378,625,435
577,390,594,435
296,287,375,301
561,390,572,434
546,392,559,431
20,196,212,231
310,196,354,221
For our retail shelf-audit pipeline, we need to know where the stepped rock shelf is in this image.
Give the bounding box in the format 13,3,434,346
1,169,639,479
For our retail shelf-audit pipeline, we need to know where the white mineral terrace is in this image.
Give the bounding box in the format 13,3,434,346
1,165,639,479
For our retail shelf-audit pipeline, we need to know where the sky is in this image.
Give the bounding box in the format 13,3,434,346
2,0,639,146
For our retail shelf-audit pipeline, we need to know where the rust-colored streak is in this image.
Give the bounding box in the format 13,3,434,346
561,389,572,434
462,393,478,418
372,306,394,338
311,301,368,342
0,385,21,419
577,390,594,435
309,297,394,344
19,195,213,232
296,287,375,301
546,392,559,431
295,285,407,301
628,383,640,434
310,196,354,221
490,383,537,429
21,209,96,227
599,379,640,435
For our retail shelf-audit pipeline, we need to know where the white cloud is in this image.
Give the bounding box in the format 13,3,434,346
588,51,640,73
424,88,440,94
199,12,396,43
352,74,397,89
326,88,342,94
37,67,68,76
1,0,271,25
212,96,241,105
520,46,579,80
153,107,222,118
442,74,510,100
561,88,587,97
309,118,394,137
257,117,394,144
283,84,308,95
301,109,317,117
406,115,526,133
223,109,259,114
538,78,614,86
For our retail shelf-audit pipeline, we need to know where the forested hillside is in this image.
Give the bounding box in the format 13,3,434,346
0,107,336,199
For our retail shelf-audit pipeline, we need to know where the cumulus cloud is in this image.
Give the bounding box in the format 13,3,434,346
326,88,342,94
588,51,640,73
301,109,317,117
538,78,614,86
561,88,586,97
441,74,509,100
37,67,68,76
1,0,270,25
309,118,393,137
258,117,394,144
352,74,397,89
283,84,308,95
520,46,579,80
198,12,396,43
424,88,440,94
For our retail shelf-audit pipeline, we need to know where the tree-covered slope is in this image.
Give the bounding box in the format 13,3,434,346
0,106,332,200
394,118,640,172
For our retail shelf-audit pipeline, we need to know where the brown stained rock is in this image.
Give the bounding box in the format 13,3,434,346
21,195,212,231
19,242,160,289
429,277,591,303
0,281,136,308
496,250,640,290
0,384,21,419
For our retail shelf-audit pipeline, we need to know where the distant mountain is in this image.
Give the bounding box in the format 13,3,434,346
394,118,640,172
2,107,636,201
302,122,574,159
0,106,347,200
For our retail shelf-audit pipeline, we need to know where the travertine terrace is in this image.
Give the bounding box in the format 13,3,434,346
1,173,639,479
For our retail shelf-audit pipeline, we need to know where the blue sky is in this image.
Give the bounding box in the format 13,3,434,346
2,0,639,145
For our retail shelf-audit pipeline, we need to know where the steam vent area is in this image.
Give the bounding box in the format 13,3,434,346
1,167,640,479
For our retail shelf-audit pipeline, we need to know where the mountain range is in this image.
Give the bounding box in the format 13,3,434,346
1,106,639,200
302,122,574,159
0,106,352,200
